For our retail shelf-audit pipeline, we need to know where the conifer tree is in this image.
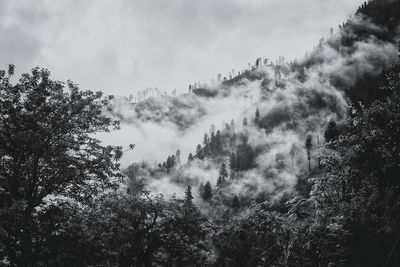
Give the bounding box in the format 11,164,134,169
255,108,260,126
196,144,201,155
243,117,248,127
232,195,240,210
202,181,212,201
217,163,228,187
215,130,222,151
188,153,194,162
230,152,237,171
175,149,181,164
184,186,194,212
305,135,313,174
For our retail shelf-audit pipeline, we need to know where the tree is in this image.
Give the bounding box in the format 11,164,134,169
0,67,122,266
242,117,248,127
175,149,181,164
230,152,237,171
166,155,176,170
210,131,216,153
324,120,339,142
255,108,260,126
217,163,228,187
184,186,194,212
232,195,240,210
203,133,209,146
210,124,216,135
196,144,202,155
188,153,194,162
203,133,209,155
7,64,14,77
201,181,213,201
213,204,288,266
304,135,313,174
215,130,222,151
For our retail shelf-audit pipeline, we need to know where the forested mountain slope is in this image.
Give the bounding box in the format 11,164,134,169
1,0,400,266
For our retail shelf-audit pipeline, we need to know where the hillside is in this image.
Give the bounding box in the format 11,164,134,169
1,0,400,266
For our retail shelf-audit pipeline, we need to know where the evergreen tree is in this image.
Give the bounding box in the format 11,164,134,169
203,133,209,154
324,120,339,142
210,124,216,135
196,144,202,155
230,152,237,171
243,117,248,127
8,64,14,77
201,181,213,201
215,130,222,151
255,108,260,126
305,135,313,174
175,149,181,164
188,153,194,162
217,163,228,187
184,186,194,212
210,131,216,153
232,195,240,210
224,123,231,133
166,155,176,170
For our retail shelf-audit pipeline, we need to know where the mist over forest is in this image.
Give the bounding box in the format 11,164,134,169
1,0,400,266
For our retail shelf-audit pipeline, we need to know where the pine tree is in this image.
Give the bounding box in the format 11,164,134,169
210,124,216,135
210,131,216,153
202,181,212,201
255,108,260,126
184,186,194,212
188,153,194,162
8,64,15,77
305,135,313,174
175,149,181,164
230,152,237,171
196,144,202,155
232,195,240,210
215,130,221,151
203,133,209,154
243,117,248,127
217,163,228,187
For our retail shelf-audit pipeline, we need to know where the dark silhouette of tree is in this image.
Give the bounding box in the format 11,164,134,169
230,152,237,171
203,133,209,154
324,120,339,142
0,67,122,266
7,64,14,77
210,131,216,153
305,135,313,174
201,181,213,201
166,155,176,170
255,108,260,126
175,149,181,164
232,195,240,210
188,153,194,162
215,130,222,151
243,117,248,127
217,163,228,187
196,144,201,154
184,186,194,212
289,144,297,171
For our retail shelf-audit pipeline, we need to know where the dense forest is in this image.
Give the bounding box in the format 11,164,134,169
1,0,400,266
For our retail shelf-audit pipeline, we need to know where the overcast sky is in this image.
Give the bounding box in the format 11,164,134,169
0,0,365,96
